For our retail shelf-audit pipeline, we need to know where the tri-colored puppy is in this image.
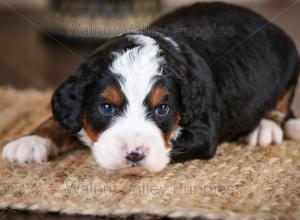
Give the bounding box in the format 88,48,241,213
2,2,300,174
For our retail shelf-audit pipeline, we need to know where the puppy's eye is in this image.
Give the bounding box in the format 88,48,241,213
99,103,116,115
155,104,170,117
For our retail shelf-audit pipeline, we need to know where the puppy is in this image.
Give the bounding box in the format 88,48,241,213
2,2,300,174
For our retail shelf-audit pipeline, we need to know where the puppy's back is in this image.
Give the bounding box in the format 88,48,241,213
151,2,300,141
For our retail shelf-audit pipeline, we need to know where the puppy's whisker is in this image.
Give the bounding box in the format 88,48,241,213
170,149,188,156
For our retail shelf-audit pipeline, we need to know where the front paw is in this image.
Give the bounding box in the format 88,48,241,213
2,135,55,163
245,119,283,146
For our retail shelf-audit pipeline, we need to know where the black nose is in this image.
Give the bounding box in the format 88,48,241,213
126,151,145,163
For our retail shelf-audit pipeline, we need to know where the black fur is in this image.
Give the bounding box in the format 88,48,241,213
51,2,299,162
148,2,299,161
51,61,95,134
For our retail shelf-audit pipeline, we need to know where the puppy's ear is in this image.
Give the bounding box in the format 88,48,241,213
51,62,94,134
169,43,219,160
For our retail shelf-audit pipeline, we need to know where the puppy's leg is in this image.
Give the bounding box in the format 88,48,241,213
2,117,80,163
246,87,296,146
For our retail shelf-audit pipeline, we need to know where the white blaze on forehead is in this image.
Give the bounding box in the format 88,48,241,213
109,34,165,119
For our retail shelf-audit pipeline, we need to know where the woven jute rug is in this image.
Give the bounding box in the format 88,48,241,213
0,87,300,220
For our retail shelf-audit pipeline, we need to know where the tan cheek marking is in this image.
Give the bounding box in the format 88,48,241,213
101,86,124,107
163,115,181,148
275,88,293,113
150,87,168,108
266,88,294,124
83,117,101,143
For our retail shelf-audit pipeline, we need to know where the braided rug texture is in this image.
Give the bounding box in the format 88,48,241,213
0,87,300,220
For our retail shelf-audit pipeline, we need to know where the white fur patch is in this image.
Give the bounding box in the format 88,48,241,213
163,36,180,50
2,135,55,163
128,34,157,46
170,126,182,142
110,34,164,122
92,119,170,173
284,118,300,141
246,119,283,146
77,129,93,147
92,34,170,173
110,35,164,107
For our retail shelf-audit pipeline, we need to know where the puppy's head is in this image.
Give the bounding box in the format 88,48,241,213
51,34,181,173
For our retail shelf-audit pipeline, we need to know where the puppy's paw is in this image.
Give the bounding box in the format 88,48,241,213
284,118,300,141
246,119,283,146
2,135,56,163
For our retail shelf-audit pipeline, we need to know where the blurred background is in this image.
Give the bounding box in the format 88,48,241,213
0,0,299,110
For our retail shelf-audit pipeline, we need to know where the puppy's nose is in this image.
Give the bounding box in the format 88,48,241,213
126,151,145,163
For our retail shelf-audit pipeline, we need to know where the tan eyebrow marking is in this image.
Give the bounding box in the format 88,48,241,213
101,86,124,107
150,86,168,107
275,88,293,113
